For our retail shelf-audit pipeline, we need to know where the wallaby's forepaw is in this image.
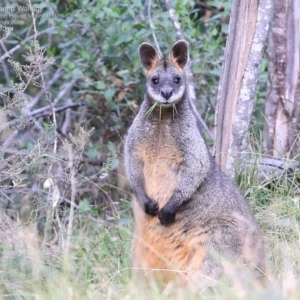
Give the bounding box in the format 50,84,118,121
158,207,176,225
144,198,159,216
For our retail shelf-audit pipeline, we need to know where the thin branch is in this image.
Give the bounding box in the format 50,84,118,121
26,78,77,119
29,0,57,156
61,105,71,135
164,0,184,39
164,0,214,141
35,187,107,226
53,78,77,106
1,147,106,168
28,68,64,109
1,59,10,83
0,27,55,63
147,0,162,56
27,0,63,249
65,144,76,254
28,51,73,111
0,43,10,83
30,102,85,119
28,0,37,40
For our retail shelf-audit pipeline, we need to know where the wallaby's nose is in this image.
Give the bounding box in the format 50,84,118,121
161,88,173,100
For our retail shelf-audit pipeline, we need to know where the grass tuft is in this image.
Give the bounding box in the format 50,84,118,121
1,155,300,299
144,101,158,119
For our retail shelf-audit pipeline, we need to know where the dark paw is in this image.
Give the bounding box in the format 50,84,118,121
144,199,159,215
158,207,176,225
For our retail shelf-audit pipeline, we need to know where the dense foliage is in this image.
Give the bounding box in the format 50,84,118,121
1,1,299,299
0,0,230,224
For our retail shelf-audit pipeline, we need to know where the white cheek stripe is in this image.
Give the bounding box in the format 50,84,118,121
148,85,185,104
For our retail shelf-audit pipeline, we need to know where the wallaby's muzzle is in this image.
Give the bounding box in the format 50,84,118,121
161,87,173,100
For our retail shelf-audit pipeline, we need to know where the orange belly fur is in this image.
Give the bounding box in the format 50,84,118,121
132,200,207,283
133,124,206,283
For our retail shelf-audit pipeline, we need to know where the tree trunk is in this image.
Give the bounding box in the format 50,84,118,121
215,0,273,178
263,0,300,158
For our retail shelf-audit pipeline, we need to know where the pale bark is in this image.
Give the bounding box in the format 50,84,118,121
286,0,300,158
263,0,300,157
215,0,273,178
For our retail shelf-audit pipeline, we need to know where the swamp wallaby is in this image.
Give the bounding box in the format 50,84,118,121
125,40,265,287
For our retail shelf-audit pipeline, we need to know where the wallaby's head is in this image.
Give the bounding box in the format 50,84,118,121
138,40,189,106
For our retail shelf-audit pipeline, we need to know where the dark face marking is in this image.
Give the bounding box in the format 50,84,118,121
163,58,168,71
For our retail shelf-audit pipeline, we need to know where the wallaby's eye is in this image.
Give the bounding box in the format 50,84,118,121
151,76,159,84
174,76,181,84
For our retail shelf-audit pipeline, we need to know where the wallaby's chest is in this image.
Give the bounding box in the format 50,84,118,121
135,120,183,206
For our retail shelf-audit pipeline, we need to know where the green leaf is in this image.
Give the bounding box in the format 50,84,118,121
116,70,129,78
100,66,107,76
107,141,115,152
72,68,84,78
104,89,115,101
85,147,98,159
95,81,106,90
114,33,133,46
79,199,91,213
80,50,91,60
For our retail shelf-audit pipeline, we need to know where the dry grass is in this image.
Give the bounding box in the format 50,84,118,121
0,165,299,300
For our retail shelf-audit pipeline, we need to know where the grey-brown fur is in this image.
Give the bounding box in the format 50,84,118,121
125,40,265,284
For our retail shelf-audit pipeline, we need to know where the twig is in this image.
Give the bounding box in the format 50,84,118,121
164,0,184,39
65,144,76,254
28,51,73,109
164,0,214,141
0,59,10,83
28,0,37,40
29,101,85,118
28,68,64,109
52,78,77,106
147,0,162,56
55,204,65,250
61,104,71,135
28,0,57,155
35,187,107,226
26,78,77,119
0,146,105,167
0,27,55,63
0,43,10,83
27,0,63,249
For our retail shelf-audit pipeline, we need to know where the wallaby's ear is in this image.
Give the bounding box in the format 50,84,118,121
138,43,160,71
169,40,189,69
